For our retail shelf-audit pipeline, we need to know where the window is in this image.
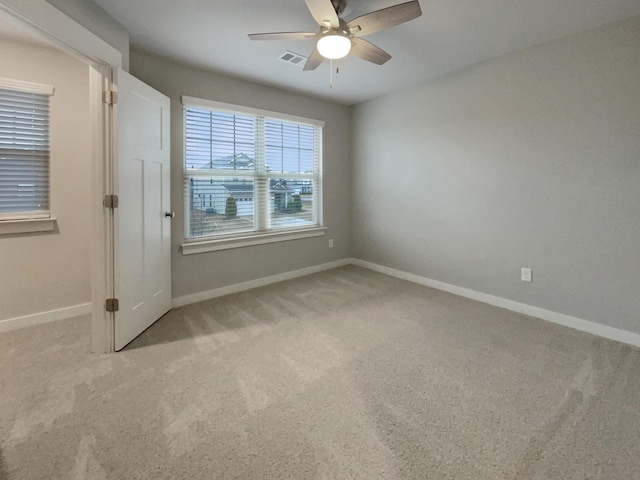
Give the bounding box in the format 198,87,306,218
182,96,324,252
0,79,54,227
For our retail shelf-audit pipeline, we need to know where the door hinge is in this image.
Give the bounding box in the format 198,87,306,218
103,91,118,105
106,298,119,312
104,194,119,209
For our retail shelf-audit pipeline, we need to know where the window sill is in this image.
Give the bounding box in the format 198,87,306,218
0,218,56,235
181,226,327,255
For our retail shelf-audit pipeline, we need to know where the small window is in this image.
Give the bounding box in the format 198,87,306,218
0,79,53,221
182,97,323,244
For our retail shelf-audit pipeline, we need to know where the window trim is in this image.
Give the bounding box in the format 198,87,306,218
0,217,56,235
181,96,325,128
0,78,54,235
181,226,327,255
0,77,55,96
180,96,324,254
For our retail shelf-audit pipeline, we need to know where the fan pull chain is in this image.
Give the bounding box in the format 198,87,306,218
329,60,341,89
330,59,333,88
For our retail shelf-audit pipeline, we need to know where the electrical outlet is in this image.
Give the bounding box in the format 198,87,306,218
328,238,334,248
521,267,532,283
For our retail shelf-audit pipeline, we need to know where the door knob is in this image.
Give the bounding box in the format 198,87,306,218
165,211,175,218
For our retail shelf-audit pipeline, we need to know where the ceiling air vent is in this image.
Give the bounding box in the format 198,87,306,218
279,51,307,68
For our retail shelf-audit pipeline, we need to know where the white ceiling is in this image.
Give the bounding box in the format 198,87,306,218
91,0,640,105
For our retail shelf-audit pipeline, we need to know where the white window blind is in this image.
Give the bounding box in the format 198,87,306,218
0,81,52,220
183,97,323,241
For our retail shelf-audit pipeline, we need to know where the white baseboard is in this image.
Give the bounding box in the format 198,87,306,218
7,258,635,349
171,258,353,308
352,258,640,349
0,303,92,334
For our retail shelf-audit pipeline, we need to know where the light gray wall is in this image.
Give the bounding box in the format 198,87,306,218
351,16,640,333
130,51,351,299
0,39,91,320
45,0,130,70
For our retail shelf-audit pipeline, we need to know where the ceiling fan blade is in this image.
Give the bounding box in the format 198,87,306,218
347,0,422,37
305,0,340,28
350,38,392,65
303,48,325,71
248,32,316,41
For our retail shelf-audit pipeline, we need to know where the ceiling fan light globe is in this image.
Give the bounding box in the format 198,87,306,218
317,33,351,59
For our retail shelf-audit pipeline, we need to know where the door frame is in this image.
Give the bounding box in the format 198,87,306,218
0,0,123,352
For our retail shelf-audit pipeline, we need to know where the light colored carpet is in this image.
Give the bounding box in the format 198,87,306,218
1,265,639,479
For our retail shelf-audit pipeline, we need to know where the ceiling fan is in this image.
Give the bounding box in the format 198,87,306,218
248,0,422,71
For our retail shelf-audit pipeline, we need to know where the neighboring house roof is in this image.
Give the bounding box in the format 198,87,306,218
271,182,294,193
221,181,295,195
198,153,255,170
222,183,254,194
224,153,254,169
196,153,283,172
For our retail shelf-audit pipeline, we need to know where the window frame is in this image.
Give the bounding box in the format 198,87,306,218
0,78,55,235
180,96,325,254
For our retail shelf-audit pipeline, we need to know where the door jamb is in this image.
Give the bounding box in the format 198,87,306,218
91,64,116,353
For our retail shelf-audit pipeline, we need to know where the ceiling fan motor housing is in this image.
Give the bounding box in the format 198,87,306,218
331,0,347,16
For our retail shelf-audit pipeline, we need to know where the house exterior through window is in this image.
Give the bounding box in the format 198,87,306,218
182,97,323,247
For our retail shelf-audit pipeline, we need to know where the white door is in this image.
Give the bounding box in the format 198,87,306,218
113,68,171,351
